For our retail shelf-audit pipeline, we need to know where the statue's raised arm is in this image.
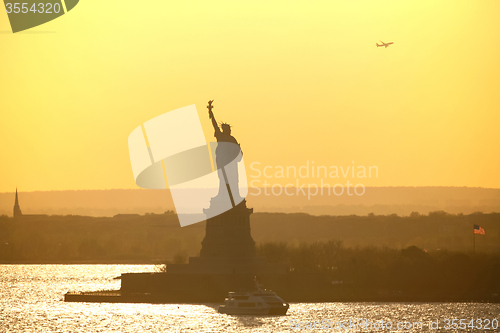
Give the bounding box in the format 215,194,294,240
207,100,221,135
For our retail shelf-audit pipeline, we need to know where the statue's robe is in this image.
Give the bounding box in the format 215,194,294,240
214,131,242,202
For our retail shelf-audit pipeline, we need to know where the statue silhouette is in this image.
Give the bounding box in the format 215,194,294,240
207,100,243,206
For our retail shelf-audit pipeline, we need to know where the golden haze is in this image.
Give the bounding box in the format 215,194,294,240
1,0,499,192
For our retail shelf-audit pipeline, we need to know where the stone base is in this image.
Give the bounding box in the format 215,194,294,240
200,199,256,258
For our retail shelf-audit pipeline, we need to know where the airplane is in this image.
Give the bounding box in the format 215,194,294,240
376,41,394,48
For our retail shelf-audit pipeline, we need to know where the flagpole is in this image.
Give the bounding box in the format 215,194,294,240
473,224,475,254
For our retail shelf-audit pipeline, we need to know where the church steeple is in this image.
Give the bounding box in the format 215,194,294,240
14,188,22,219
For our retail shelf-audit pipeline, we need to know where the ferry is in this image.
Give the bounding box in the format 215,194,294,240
218,280,289,315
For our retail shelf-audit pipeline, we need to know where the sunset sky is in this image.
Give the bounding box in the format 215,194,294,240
1,0,499,192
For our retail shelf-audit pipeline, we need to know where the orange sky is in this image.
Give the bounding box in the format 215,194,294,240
1,0,499,192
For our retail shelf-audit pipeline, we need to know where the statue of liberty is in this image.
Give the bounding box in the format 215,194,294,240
207,100,243,207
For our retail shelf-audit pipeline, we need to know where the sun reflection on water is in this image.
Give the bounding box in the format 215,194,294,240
1,265,498,332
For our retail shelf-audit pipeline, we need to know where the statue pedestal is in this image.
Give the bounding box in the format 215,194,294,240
167,199,287,275
200,199,255,258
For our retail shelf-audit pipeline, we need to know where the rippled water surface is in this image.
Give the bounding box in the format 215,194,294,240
1,265,498,332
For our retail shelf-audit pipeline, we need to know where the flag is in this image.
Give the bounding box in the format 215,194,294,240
474,224,485,235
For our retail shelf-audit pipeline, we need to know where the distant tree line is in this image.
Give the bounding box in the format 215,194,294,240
0,211,498,263
0,213,201,262
251,211,500,252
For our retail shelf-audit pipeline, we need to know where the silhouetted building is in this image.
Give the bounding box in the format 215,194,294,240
12,189,48,220
13,188,22,219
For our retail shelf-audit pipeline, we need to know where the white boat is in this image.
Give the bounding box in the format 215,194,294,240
218,280,289,315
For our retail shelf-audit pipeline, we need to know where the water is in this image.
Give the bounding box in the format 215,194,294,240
1,265,498,332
